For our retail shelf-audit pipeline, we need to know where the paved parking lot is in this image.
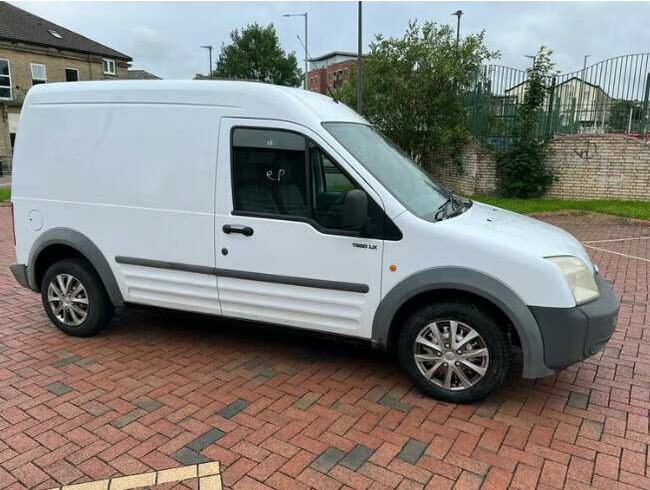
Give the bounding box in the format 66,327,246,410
0,207,648,490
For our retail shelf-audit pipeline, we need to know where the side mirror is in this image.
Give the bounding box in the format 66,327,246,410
343,189,368,231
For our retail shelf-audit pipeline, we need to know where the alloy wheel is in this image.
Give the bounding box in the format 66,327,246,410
413,320,490,391
47,273,89,327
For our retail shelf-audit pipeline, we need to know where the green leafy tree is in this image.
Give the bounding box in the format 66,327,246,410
213,23,302,86
337,20,498,165
495,46,555,198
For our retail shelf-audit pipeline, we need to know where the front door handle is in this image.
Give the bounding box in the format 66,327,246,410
223,224,254,237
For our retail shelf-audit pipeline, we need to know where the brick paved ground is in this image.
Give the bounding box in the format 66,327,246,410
0,207,649,490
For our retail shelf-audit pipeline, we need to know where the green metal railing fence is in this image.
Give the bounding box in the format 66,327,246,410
467,53,650,146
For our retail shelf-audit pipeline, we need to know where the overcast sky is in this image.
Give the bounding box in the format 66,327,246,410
12,1,650,79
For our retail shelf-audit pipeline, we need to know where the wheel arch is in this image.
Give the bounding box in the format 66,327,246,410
27,228,124,307
372,267,553,379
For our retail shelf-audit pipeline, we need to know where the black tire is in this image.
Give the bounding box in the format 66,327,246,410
397,300,510,403
41,257,114,337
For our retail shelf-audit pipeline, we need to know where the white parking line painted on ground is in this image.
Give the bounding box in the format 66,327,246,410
583,244,650,263
583,236,650,244
48,461,222,490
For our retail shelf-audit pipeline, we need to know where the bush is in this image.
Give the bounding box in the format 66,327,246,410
495,47,555,198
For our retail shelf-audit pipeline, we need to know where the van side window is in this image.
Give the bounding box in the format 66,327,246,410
231,126,402,240
232,128,309,218
310,146,357,229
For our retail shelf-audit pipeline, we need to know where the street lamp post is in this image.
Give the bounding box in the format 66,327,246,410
451,10,463,43
283,13,309,90
200,45,213,78
357,1,363,114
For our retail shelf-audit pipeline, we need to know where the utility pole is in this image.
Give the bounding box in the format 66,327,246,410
283,13,309,89
451,10,463,43
357,1,363,114
200,45,213,78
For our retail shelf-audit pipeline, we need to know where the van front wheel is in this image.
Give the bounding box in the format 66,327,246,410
397,301,510,403
41,258,114,337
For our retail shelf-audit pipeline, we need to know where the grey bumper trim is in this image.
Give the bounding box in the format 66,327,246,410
530,275,619,370
10,263,31,290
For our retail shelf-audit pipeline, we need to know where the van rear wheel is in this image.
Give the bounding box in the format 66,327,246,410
397,301,510,403
41,258,114,337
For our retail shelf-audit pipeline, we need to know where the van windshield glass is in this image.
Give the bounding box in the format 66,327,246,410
323,123,453,220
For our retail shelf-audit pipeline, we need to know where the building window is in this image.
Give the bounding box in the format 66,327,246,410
65,68,79,82
0,59,11,99
48,29,63,39
103,59,116,75
30,63,47,85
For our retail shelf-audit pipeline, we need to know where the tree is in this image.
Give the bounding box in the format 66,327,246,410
213,23,302,87
495,46,555,198
337,20,498,165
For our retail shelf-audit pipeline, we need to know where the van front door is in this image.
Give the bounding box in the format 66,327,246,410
214,118,387,339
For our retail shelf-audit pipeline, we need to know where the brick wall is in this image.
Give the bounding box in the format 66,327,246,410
431,134,650,200
307,59,355,94
545,134,650,200
428,141,496,196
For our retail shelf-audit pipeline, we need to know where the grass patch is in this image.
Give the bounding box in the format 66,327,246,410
474,196,650,221
0,187,10,203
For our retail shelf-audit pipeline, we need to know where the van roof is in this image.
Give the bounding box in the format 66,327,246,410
24,80,367,127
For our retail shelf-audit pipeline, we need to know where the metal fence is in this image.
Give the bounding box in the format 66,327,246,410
467,53,650,145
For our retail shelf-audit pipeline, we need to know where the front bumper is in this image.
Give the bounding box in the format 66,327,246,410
530,275,619,370
10,263,31,289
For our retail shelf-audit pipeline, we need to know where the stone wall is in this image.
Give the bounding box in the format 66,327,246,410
431,134,650,200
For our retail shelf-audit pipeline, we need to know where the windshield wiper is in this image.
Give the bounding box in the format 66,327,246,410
434,193,457,221
434,192,470,221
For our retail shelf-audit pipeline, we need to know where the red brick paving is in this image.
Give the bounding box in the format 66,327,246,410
0,207,649,489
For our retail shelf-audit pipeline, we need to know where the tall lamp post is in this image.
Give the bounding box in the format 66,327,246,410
524,54,536,67
201,45,213,78
283,12,309,89
357,1,363,114
451,10,463,43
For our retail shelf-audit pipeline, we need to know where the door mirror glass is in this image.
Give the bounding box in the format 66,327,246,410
343,189,368,230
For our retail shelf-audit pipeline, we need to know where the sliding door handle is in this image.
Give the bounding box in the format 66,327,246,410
223,224,254,237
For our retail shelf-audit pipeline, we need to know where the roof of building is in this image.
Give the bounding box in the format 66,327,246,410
0,2,131,61
505,76,609,97
126,70,161,80
308,51,358,62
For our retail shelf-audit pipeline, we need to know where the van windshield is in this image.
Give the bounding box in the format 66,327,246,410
323,122,465,221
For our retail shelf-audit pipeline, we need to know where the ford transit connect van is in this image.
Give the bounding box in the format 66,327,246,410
10,81,619,402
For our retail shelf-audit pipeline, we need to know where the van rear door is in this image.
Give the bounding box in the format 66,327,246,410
213,118,384,339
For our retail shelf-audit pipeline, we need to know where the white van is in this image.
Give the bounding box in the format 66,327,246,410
10,81,618,402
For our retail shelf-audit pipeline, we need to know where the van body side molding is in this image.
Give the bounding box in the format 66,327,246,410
371,266,554,379
114,256,370,294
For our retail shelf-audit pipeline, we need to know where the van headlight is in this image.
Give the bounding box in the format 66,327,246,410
547,256,600,305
